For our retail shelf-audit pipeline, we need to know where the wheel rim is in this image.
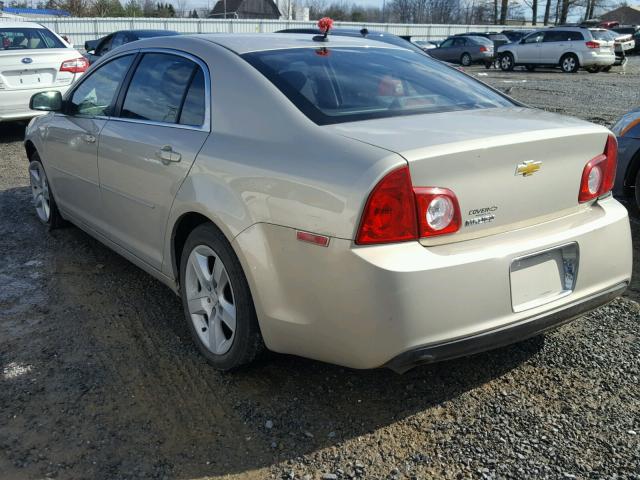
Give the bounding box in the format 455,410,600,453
185,245,236,355
501,56,512,69
462,54,471,66
563,57,575,71
29,161,51,223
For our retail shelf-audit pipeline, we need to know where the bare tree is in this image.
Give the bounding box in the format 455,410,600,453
174,0,188,17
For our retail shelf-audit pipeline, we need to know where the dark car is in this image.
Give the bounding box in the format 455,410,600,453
275,27,428,55
429,35,494,67
611,109,640,208
457,31,511,48
501,29,536,43
84,29,179,63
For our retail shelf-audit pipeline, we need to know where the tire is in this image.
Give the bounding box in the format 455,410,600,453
484,61,492,69
525,65,536,72
585,65,601,73
460,53,472,67
28,151,64,230
602,66,612,72
560,53,579,73
500,52,515,71
179,223,264,371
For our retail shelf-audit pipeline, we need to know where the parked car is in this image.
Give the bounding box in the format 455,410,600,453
611,109,640,208
595,30,635,71
456,31,511,49
428,35,494,67
498,27,615,73
501,29,536,43
612,25,640,53
84,30,179,64
25,33,631,373
0,22,87,122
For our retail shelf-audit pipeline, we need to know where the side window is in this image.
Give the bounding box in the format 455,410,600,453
111,33,126,49
524,32,543,44
543,31,562,42
179,68,206,127
567,32,584,41
69,54,134,117
96,35,113,55
439,39,453,48
121,53,198,124
453,38,465,46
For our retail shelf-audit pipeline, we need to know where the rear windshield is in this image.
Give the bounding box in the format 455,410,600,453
243,47,513,125
469,36,494,45
589,30,611,41
0,28,65,50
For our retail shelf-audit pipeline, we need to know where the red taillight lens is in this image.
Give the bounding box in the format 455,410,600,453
479,46,488,52
585,40,600,49
60,57,89,74
578,134,617,203
355,167,462,245
356,166,418,245
414,188,462,237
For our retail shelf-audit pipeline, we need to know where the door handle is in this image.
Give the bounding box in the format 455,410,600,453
156,145,182,164
83,134,96,143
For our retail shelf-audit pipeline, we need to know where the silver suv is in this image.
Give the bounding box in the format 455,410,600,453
498,27,615,73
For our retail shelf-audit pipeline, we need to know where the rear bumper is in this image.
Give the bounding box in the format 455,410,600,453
0,85,72,122
385,281,627,373
581,51,616,67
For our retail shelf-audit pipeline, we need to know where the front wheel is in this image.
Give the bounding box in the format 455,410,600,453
500,53,515,71
560,54,579,73
28,153,64,230
180,223,264,371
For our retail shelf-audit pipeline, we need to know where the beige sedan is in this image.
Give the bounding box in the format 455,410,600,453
24,34,632,372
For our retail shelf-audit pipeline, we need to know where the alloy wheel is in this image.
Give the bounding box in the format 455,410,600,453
562,56,576,72
185,245,236,355
29,161,51,223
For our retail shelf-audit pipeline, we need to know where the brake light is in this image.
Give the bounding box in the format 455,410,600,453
355,166,461,245
578,134,617,203
479,46,488,52
414,188,462,236
60,57,89,74
585,40,600,49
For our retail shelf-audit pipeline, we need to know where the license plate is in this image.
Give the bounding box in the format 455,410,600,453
510,243,578,312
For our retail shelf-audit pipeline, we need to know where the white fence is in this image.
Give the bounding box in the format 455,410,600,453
0,16,532,46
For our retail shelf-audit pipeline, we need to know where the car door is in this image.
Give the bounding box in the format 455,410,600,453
43,53,135,227
97,51,210,269
516,31,543,63
430,38,455,61
539,30,567,63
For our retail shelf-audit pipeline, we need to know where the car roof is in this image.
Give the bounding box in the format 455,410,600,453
197,33,410,54
0,22,49,29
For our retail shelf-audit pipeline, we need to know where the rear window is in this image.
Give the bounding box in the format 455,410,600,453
590,30,611,41
469,36,493,45
243,47,513,126
0,28,65,50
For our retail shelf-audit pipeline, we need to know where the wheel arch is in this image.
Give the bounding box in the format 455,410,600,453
24,140,37,161
623,146,640,193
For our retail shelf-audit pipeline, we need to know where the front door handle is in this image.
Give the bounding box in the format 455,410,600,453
83,134,96,143
156,145,182,164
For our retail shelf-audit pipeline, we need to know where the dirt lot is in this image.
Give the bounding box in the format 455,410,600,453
1,58,639,480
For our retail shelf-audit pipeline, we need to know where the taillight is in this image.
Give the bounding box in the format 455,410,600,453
356,166,418,245
585,40,600,49
414,188,461,237
578,134,617,203
479,46,488,52
355,166,461,245
60,57,89,74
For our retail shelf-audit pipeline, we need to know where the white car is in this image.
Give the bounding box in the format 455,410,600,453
1,22,87,122
498,27,615,73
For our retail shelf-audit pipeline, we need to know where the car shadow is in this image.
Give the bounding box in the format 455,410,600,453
0,122,27,144
0,185,545,479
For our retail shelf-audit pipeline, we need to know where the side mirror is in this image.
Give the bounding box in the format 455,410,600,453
30,91,63,112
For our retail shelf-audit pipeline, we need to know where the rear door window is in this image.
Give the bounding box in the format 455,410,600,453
0,28,65,50
120,53,200,124
179,68,206,127
524,32,544,43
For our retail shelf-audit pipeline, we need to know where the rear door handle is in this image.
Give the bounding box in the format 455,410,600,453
156,145,182,164
83,134,96,143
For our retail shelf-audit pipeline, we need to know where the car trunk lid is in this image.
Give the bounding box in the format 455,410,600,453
0,49,76,90
327,107,611,244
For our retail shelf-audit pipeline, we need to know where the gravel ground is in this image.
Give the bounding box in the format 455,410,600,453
1,57,639,480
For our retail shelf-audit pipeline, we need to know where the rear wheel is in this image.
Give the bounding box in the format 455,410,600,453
179,223,264,371
560,53,579,73
28,152,64,230
500,53,515,71
460,53,472,67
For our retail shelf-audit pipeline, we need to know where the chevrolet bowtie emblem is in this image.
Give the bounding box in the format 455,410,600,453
515,160,542,177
